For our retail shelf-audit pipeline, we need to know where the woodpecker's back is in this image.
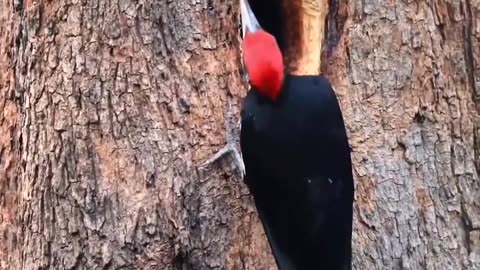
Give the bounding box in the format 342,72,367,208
240,75,354,270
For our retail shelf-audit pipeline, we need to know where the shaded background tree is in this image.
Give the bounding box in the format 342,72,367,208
0,0,479,269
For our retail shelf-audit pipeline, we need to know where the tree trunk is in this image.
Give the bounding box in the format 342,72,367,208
0,0,479,270
325,1,480,269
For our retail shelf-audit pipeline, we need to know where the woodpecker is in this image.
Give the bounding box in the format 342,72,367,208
239,0,354,269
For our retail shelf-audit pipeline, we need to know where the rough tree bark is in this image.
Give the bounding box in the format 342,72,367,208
0,0,479,270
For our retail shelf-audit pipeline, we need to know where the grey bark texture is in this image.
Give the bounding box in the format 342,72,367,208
0,0,479,269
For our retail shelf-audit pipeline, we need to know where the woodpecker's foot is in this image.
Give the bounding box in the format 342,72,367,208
200,111,245,177
200,143,246,177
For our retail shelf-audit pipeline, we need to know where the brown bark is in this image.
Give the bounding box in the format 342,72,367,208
325,1,480,269
0,0,479,270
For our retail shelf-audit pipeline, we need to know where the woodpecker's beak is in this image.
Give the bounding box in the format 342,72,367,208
240,0,260,37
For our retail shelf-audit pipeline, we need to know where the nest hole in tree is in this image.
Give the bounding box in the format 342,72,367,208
247,0,329,75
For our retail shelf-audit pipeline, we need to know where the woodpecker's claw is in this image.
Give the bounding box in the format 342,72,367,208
200,143,246,177
200,111,245,177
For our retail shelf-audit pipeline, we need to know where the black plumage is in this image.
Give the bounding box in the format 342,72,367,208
240,75,354,270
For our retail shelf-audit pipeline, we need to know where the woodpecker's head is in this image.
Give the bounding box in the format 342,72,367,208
240,0,284,100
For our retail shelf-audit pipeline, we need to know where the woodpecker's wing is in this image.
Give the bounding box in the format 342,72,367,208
249,182,297,270
240,110,297,270
240,75,354,269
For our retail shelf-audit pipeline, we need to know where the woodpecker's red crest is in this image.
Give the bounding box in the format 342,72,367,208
240,0,284,100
